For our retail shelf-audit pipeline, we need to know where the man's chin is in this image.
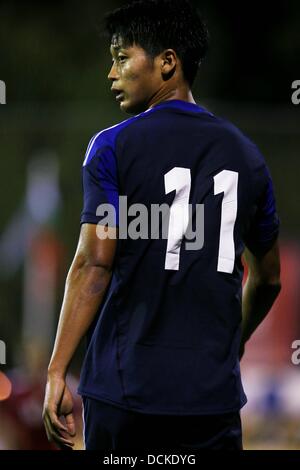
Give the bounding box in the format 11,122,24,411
119,99,147,116
119,101,132,115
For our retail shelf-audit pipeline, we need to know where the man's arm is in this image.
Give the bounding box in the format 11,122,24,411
43,223,117,449
240,240,281,359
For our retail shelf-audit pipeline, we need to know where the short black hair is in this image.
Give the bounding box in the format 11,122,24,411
104,0,209,86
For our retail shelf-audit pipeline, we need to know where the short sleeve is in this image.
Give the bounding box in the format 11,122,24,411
80,137,119,227
244,166,280,256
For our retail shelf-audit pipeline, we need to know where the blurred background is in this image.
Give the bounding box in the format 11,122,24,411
0,0,299,450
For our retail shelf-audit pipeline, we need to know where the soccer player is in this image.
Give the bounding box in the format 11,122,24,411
43,0,281,451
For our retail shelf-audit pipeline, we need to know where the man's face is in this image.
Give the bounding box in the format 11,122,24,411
108,37,161,115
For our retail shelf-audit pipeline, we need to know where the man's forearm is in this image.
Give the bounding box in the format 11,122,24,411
241,276,281,349
48,257,112,377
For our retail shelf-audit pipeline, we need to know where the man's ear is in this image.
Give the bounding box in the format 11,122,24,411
160,49,177,79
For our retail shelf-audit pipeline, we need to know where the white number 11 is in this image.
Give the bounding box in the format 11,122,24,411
164,168,238,274
214,170,238,274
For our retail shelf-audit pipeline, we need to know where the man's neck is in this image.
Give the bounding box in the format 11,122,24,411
148,87,195,110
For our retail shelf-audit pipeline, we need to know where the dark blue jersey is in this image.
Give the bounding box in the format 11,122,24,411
78,100,279,415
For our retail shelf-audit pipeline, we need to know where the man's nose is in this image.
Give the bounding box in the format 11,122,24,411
108,62,119,81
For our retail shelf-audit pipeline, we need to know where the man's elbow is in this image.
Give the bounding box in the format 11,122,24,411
71,252,113,276
271,278,281,295
246,240,282,296
254,275,281,298
266,279,281,297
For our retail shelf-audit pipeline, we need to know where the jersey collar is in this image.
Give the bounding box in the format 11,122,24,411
148,99,209,115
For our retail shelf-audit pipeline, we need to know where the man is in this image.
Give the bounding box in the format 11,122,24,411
43,0,281,451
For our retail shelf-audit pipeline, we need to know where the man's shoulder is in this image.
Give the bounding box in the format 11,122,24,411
208,113,253,147
208,113,267,165
83,110,155,166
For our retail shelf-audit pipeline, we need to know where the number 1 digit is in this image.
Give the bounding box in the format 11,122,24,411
214,170,238,274
164,167,191,270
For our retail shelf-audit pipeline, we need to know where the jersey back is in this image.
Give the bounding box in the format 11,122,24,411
79,100,279,415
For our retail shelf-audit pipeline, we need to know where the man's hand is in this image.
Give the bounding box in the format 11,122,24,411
42,224,116,449
43,374,76,450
